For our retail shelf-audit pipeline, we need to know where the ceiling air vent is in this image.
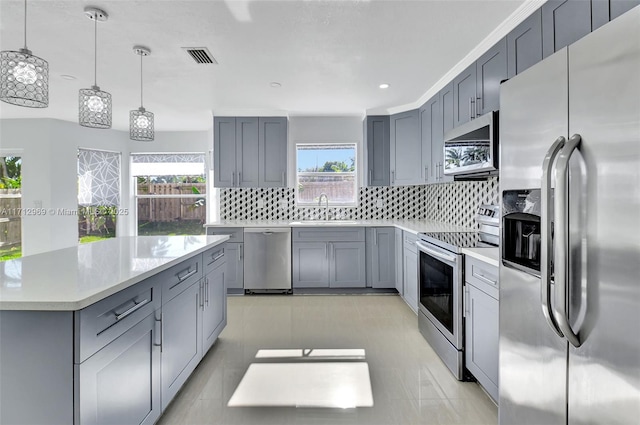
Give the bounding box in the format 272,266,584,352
182,47,218,64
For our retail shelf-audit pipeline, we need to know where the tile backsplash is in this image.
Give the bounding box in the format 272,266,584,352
220,177,499,229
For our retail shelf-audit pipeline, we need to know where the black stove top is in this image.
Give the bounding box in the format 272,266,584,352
418,231,496,253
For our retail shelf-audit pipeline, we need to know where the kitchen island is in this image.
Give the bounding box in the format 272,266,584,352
0,235,229,425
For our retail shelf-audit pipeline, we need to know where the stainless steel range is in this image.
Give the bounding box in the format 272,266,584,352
417,205,499,380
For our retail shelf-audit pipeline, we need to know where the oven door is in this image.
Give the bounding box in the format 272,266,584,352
416,240,463,350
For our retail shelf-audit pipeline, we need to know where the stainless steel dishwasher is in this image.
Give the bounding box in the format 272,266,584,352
243,228,292,294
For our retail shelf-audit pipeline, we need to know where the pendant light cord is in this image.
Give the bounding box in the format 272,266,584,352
23,0,28,50
94,15,98,87
140,53,144,108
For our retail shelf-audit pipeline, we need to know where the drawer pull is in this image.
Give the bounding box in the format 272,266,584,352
115,298,150,321
474,269,497,286
177,267,198,282
208,250,224,265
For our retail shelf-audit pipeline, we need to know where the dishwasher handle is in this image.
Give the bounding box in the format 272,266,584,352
243,227,291,234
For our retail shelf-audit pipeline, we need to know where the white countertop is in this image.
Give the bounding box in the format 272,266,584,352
461,247,500,268
0,235,228,311
205,219,474,235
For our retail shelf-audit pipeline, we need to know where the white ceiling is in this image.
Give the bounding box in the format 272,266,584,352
0,0,537,132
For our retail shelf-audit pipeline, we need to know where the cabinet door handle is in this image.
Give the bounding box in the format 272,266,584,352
208,249,224,265
205,277,209,307
238,171,242,186
424,167,428,182
115,298,150,321
464,285,470,317
240,244,243,260
232,171,236,187
369,169,372,185
154,313,163,352
374,229,378,245
325,243,328,259
476,96,482,117
469,97,474,120
391,170,395,185
177,267,198,282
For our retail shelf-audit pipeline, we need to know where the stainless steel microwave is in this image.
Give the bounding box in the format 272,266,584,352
443,111,498,177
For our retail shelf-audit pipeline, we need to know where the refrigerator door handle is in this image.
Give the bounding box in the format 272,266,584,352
541,136,566,338
553,133,583,348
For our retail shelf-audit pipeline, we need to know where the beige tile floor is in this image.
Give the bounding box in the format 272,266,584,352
157,295,497,425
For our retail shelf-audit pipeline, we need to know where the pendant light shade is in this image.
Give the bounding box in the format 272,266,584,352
0,0,49,108
79,7,111,129
130,46,154,141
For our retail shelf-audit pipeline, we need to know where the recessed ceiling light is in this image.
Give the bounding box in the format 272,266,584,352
61,75,76,80
270,82,282,88
379,83,390,89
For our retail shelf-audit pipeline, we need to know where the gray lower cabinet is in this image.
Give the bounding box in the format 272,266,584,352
293,228,366,288
202,250,227,353
402,232,418,313
390,109,421,186
161,279,202,410
366,227,396,289
464,256,499,402
0,249,227,425
329,242,367,288
293,242,330,287
78,313,160,425
395,228,404,295
364,115,391,186
206,227,244,293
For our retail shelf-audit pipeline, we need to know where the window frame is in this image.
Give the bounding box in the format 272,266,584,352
131,152,208,237
295,142,358,208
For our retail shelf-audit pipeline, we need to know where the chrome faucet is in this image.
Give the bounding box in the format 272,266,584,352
318,193,330,220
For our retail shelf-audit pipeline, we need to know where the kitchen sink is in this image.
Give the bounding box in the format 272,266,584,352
289,220,360,226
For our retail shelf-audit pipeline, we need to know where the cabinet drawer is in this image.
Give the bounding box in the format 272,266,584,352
293,227,365,242
75,278,159,363
403,232,418,253
206,227,243,243
465,256,499,299
203,244,226,275
160,255,202,303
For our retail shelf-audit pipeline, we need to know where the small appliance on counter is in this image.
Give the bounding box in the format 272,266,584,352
416,205,499,380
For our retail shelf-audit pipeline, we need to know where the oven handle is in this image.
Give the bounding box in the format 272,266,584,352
416,241,457,263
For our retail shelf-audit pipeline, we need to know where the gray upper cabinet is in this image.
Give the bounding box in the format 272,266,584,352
611,0,640,19
437,83,454,183
366,227,396,289
542,0,592,58
390,109,421,186
214,116,287,188
236,117,260,187
258,117,288,187
419,102,434,184
213,117,236,188
476,37,507,116
453,63,477,127
365,116,390,186
507,9,543,78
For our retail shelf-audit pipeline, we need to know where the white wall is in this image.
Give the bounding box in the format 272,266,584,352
0,118,211,255
287,116,364,187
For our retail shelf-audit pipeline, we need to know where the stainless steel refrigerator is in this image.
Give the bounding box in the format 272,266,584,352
499,6,640,425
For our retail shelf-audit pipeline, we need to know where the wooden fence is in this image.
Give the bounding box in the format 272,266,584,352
298,181,356,204
0,190,21,249
137,183,206,223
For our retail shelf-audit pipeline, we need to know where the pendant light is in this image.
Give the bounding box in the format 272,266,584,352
0,0,49,107
79,7,111,129
130,46,154,141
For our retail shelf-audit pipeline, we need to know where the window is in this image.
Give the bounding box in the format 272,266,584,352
296,143,357,206
0,156,22,261
78,149,121,243
132,153,206,236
